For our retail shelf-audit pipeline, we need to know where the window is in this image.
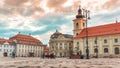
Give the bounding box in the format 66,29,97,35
60,43,62,45
94,40,97,44
104,48,108,53
83,23,85,27
69,43,71,46
104,39,107,43
60,47,62,50
77,42,79,45
76,23,79,29
94,48,98,53
56,43,58,45
76,33,78,36
114,38,118,43
114,47,119,54
60,52,62,57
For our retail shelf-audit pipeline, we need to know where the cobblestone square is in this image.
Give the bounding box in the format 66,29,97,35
0,57,120,68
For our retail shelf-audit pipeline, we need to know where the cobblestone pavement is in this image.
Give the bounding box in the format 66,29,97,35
0,57,120,68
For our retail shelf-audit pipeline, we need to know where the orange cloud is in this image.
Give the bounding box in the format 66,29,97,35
102,0,120,9
4,0,28,6
2,0,44,17
46,0,80,15
47,0,67,8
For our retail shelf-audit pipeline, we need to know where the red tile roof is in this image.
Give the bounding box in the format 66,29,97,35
9,34,43,46
0,38,14,45
0,38,7,44
75,22,120,38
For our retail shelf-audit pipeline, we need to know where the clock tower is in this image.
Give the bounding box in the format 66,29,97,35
73,6,86,37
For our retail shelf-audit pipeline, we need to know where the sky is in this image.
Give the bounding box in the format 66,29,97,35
0,0,120,44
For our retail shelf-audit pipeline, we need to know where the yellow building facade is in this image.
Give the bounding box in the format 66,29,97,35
73,7,120,58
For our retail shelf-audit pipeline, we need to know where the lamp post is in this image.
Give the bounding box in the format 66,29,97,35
95,36,98,58
83,9,90,59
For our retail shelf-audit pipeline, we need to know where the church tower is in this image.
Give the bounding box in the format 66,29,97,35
73,6,86,37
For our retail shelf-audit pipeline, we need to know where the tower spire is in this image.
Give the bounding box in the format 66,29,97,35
76,5,84,19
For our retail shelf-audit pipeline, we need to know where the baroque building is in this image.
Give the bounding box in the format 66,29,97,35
49,30,73,57
73,6,120,58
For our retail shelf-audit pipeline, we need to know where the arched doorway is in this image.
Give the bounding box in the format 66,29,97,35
3,52,8,57
114,47,119,54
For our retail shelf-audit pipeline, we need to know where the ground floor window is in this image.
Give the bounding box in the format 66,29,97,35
104,48,108,53
94,48,98,53
60,52,62,57
114,47,119,54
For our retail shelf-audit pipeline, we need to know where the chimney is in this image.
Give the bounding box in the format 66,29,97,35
29,33,31,36
18,32,20,34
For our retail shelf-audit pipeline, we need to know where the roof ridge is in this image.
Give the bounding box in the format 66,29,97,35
87,22,120,29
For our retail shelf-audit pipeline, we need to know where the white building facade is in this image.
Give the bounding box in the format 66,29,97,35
0,33,45,57
0,38,15,57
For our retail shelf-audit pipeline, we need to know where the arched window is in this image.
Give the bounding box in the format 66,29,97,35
104,48,108,53
83,23,85,27
114,47,119,54
94,48,98,53
76,23,79,29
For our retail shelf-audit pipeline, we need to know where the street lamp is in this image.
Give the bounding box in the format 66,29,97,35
83,9,90,59
95,36,98,58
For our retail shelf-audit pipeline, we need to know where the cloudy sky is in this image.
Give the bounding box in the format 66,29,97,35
0,0,120,44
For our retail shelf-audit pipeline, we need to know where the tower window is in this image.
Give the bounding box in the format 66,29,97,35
83,23,85,27
76,33,78,36
76,23,79,29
